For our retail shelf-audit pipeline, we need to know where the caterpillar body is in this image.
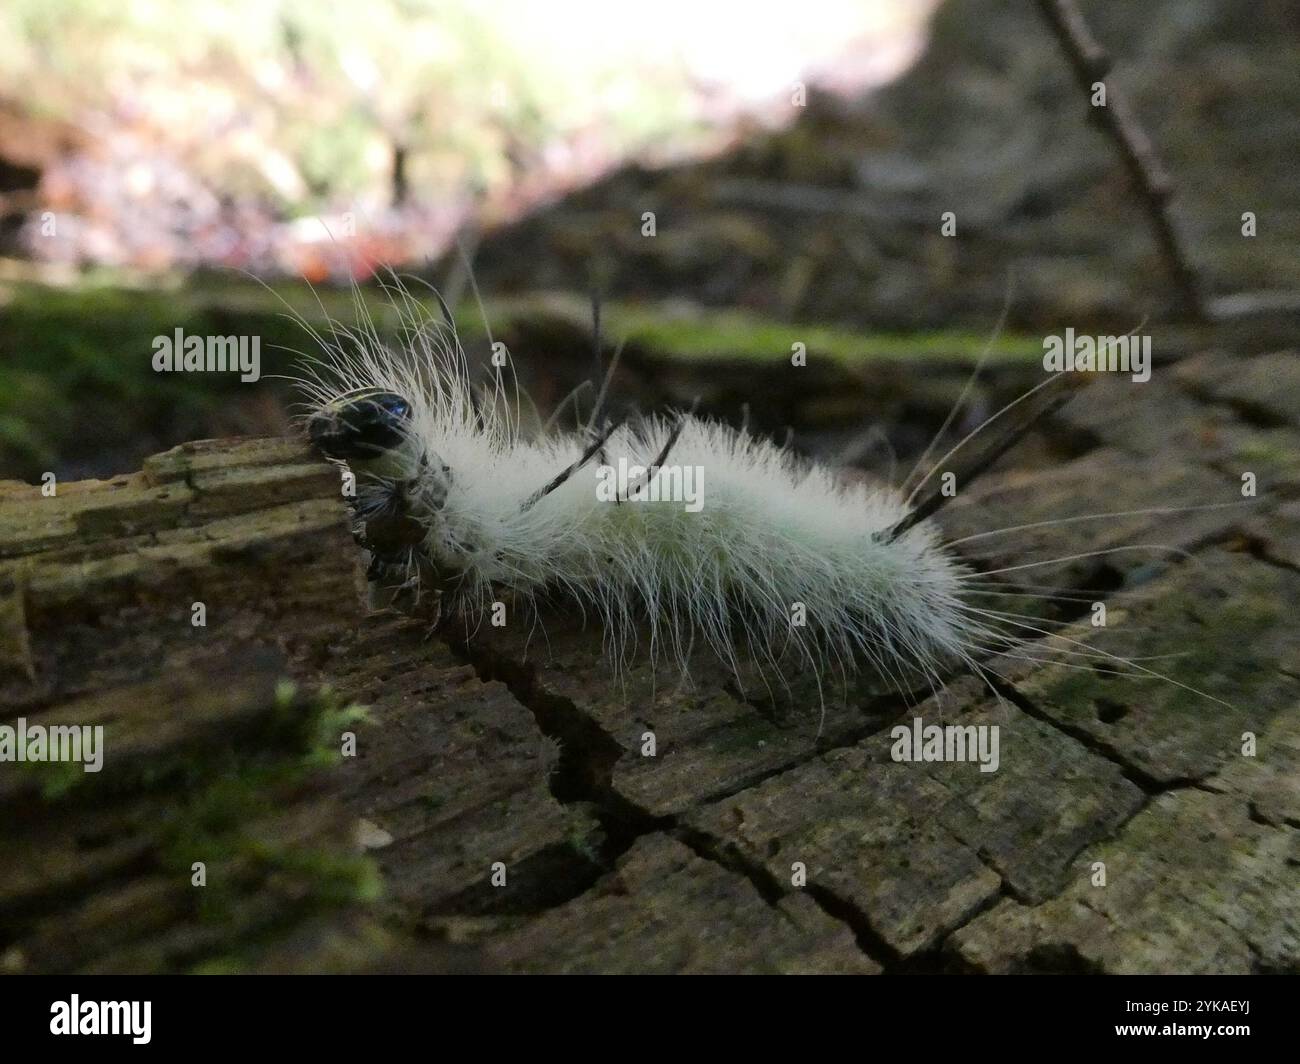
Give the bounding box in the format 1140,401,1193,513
295,283,1190,703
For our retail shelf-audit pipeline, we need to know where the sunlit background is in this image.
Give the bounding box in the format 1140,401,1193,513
0,0,1295,481
1,0,1298,983
0,0,936,277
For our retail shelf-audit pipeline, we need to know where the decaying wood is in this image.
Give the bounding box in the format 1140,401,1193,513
1,347,1298,973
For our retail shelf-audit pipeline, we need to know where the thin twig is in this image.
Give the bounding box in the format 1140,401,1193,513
885,390,1073,542
1034,0,1205,321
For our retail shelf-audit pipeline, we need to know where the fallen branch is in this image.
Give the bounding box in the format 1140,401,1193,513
1034,0,1206,321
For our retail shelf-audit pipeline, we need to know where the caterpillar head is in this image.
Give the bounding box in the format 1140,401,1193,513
308,386,459,616
308,388,415,476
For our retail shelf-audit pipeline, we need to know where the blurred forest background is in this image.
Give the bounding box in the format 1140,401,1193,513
0,0,1296,481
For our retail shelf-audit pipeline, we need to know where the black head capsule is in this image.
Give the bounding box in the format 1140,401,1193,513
308,389,413,466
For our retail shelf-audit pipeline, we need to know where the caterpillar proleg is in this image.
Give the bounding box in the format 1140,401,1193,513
293,277,1224,706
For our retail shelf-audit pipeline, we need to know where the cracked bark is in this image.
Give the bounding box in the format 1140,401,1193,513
2,347,1297,973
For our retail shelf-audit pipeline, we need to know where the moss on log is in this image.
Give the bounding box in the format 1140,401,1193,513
1,347,1297,973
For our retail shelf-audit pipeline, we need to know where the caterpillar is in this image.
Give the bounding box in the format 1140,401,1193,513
292,276,1224,707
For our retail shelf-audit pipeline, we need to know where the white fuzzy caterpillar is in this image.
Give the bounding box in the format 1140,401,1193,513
292,282,1004,699
292,279,1223,705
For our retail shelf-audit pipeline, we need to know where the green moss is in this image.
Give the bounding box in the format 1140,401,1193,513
563,808,606,866
153,685,380,937
0,272,1040,479
20,755,87,801
188,956,248,975
1233,434,1300,479
0,278,328,478
25,681,380,965
1034,577,1285,715
22,682,370,804
599,304,1042,364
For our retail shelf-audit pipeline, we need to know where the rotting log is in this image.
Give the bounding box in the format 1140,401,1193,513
1,347,1298,973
